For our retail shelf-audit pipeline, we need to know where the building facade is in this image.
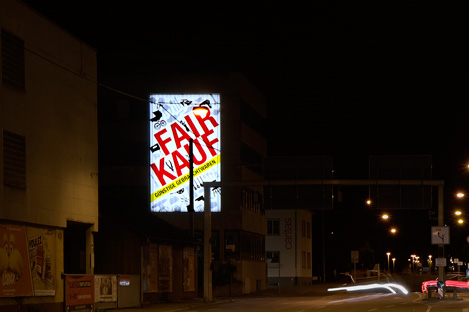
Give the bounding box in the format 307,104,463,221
265,209,313,286
98,72,268,296
0,0,98,310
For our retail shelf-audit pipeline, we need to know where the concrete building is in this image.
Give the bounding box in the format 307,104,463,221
98,72,268,296
265,209,313,286
0,0,98,310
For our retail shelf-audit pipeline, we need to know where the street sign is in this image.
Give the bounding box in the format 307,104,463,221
437,280,445,298
435,258,447,267
431,226,450,245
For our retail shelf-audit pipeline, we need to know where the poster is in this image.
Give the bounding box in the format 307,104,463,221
27,227,57,296
94,275,117,302
65,275,94,307
149,94,221,213
158,245,172,292
142,243,158,293
0,224,34,297
183,247,195,291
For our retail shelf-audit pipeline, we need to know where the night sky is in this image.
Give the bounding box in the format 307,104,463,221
21,1,468,272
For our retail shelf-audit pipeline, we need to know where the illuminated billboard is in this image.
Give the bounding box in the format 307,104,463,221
149,94,221,212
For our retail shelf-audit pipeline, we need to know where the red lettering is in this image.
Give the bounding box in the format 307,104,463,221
183,139,207,165
154,128,172,155
184,114,200,137
195,110,219,135
201,130,219,157
172,149,189,176
171,122,192,150
150,158,176,186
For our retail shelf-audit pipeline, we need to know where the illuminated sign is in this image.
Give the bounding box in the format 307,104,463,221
149,94,221,212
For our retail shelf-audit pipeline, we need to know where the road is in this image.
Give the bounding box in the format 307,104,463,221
110,281,469,312
180,292,469,312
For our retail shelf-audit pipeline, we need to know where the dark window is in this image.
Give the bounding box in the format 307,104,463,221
241,143,263,175
266,251,280,263
3,130,26,188
224,230,240,260
241,187,263,214
240,231,264,261
1,30,25,89
267,219,280,235
240,98,267,137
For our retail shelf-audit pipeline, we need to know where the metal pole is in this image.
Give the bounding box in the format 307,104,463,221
203,184,212,302
189,139,194,213
189,139,194,237
438,185,445,290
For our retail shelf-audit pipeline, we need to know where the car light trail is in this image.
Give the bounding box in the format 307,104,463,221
328,283,409,295
421,280,469,293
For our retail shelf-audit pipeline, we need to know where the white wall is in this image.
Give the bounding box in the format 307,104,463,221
266,209,312,279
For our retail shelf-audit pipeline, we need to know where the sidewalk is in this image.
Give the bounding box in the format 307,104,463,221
103,284,334,312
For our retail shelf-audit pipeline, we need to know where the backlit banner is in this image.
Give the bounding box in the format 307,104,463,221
149,94,221,212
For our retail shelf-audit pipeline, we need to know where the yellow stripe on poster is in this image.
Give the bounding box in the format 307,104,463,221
150,154,220,203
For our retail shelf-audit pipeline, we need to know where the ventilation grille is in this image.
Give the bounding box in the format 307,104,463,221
1,29,25,89
3,130,26,188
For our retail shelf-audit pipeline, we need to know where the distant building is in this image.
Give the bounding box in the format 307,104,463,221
0,0,98,310
265,209,313,286
264,156,334,283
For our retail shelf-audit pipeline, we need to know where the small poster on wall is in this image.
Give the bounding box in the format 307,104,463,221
94,275,117,302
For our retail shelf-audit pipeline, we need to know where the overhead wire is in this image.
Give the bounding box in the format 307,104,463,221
20,41,265,167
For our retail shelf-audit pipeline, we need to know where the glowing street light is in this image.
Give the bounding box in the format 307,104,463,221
386,252,391,272
192,105,210,118
382,213,389,220
390,228,397,234
366,199,372,205
457,192,465,199
392,258,396,273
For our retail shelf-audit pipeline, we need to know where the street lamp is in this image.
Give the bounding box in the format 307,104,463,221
410,255,416,273
386,252,391,272
392,258,396,273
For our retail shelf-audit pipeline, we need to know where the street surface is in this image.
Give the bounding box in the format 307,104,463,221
110,283,469,312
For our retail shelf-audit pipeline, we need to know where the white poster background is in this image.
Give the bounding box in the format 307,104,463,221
149,94,221,212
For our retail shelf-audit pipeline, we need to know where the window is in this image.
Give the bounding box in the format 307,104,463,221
266,251,280,263
1,30,25,89
240,231,264,261
3,130,26,188
240,98,267,137
307,221,311,239
267,219,280,235
241,143,263,175
307,252,311,269
241,187,263,214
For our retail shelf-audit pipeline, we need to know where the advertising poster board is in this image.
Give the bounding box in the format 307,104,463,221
142,243,158,293
0,224,34,297
183,247,195,291
158,245,172,292
149,94,221,213
27,227,57,296
65,275,94,308
94,275,117,302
